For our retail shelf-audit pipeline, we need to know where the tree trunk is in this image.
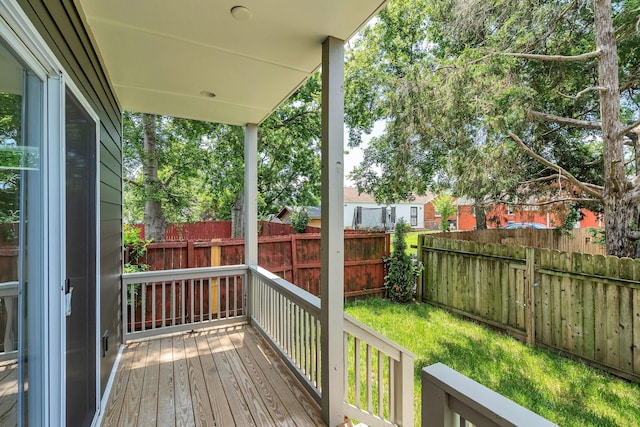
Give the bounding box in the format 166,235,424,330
142,113,167,241
231,189,244,238
595,0,637,257
474,204,487,229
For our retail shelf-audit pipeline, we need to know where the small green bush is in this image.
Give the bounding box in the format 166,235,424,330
384,219,423,303
123,224,151,273
290,207,310,233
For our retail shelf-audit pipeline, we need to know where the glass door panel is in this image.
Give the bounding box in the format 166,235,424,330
0,40,44,427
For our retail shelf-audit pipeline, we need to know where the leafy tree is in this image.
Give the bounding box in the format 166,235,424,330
432,194,456,232
346,0,640,257
123,74,323,235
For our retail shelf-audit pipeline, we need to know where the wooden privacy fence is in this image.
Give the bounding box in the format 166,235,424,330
132,220,322,241
127,232,390,299
432,228,607,255
417,235,640,382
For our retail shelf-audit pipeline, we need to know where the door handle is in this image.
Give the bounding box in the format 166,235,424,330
65,278,73,317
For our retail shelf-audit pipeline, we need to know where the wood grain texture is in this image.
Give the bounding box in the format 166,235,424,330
100,325,325,426
0,361,17,427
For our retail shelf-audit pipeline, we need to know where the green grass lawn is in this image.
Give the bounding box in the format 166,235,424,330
390,230,439,256
345,298,640,426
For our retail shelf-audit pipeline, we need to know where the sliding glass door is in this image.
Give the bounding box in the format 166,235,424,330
0,39,45,426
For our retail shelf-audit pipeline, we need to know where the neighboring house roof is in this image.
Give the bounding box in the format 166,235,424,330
453,197,475,206
344,187,435,204
276,206,321,220
77,0,389,125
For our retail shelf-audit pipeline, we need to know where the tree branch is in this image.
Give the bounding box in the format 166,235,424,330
628,231,640,241
508,132,604,201
512,198,601,207
619,118,640,138
124,178,144,189
556,86,604,100
527,109,602,130
519,174,604,191
502,50,600,62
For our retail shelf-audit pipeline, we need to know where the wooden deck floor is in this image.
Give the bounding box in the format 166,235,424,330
101,325,325,427
0,360,17,426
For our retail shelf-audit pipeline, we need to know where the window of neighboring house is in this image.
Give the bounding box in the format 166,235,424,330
410,206,418,226
507,207,514,215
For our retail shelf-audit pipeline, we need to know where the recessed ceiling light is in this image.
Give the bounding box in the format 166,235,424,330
200,91,216,98
231,6,253,21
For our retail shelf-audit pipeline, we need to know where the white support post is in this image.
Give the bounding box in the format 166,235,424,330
244,124,258,320
320,35,345,427
244,124,258,266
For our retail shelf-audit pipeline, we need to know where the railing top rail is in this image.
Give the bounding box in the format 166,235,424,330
344,314,415,361
250,265,321,316
423,363,558,427
123,265,247,285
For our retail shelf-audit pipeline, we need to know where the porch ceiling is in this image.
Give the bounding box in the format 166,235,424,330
75,0,387,126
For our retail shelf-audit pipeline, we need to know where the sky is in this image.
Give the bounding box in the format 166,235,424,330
343,120,385,186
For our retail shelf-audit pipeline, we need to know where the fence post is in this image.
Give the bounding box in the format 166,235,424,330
417,234,424,302
291,234,298,284
525,247,536,345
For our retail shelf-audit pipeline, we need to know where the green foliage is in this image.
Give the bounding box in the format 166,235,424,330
123,74,322,223
384,219,423,302
346,298,640,426
588,228,606,246
123,224,150,274
290,207,310,233
343,0,630,221
556,204,582,236
432,194,456,232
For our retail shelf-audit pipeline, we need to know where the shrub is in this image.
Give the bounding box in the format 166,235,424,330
290,207,310,233
123,224,151,273
384,219,423,303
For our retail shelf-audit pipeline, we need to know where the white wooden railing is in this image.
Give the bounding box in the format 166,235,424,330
122,266,247,342
122,265,415,425
422,363,558,427
250,266,415,427
0,281,18,362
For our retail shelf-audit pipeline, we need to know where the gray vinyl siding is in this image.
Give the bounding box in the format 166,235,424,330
18,0,123,395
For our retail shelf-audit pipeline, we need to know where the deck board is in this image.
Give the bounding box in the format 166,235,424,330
0,361,17,427
101,325,324,426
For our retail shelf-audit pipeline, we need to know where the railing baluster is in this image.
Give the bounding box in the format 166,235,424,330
366,344,372,413
225,276,230,319
181,279,186,325
171,280,176,326
199,278,204,322
190,278,195,324
389,358,395,421
234,276,238,317
378,350,383,418
128,283,135,334
354,337,361,409
151,281,156,330
162,280,166,328
141,282,146,331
